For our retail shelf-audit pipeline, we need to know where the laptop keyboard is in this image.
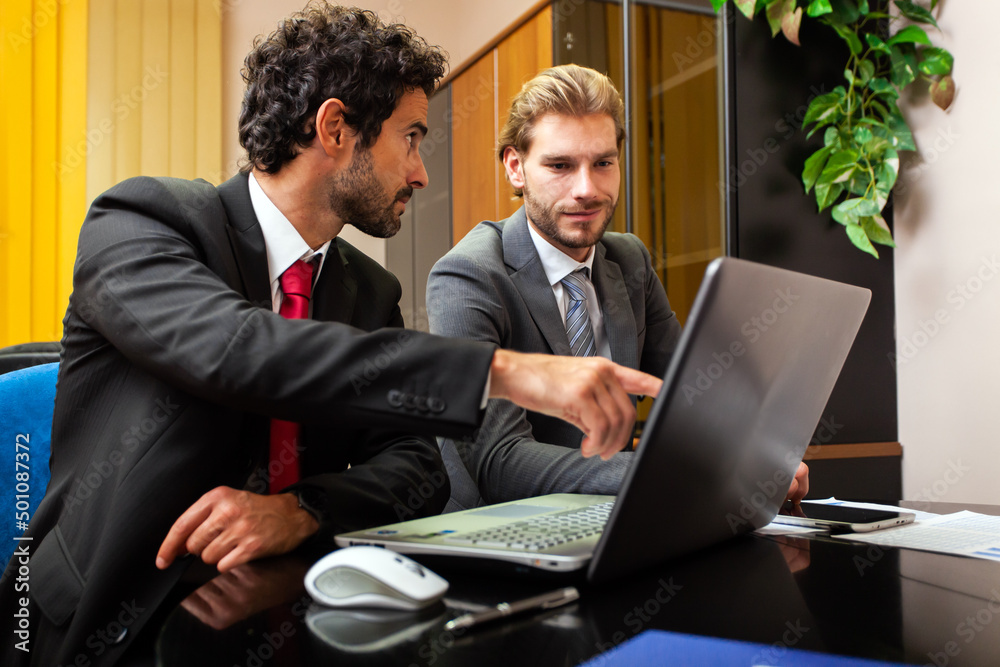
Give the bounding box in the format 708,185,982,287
442,501,614,551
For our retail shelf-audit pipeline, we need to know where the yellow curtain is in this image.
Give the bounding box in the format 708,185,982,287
1,0,89,346
87,0,221,202
0,0,221,348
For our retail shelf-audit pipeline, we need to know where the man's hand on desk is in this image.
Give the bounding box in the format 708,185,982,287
155,487,319,572
489,350,663,460
785,462,809,504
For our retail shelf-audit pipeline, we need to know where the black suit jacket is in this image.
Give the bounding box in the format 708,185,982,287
0,174,494,665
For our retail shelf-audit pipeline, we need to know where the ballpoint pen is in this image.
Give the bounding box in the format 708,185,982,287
443,586,580,632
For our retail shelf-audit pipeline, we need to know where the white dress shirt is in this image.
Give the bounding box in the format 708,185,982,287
527,221,612,359
247,171,330,314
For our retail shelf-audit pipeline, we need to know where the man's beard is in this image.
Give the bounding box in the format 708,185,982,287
522,178,616,249
328,148,412,239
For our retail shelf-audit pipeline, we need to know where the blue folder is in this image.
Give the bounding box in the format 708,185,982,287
582,629,913,666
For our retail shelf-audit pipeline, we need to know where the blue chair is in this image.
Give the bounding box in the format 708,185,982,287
0,362,57,567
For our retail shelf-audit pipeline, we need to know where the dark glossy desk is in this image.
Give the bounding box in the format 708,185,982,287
145,502,1000,666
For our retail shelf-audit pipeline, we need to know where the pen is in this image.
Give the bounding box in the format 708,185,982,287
443,586,580,632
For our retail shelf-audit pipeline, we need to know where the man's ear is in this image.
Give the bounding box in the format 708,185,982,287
502,146,526,190
315,98,357,167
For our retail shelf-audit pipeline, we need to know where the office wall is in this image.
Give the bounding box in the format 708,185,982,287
895,4,1000,504
221,0,540,265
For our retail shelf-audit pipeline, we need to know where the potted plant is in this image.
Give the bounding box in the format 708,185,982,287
711,0,955,258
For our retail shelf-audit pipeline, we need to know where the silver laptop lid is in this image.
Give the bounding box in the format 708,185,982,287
588,257,870,583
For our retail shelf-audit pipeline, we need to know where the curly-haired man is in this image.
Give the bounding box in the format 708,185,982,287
0,4,660,664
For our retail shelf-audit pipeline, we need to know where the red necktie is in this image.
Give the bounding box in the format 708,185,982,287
269,259,315,493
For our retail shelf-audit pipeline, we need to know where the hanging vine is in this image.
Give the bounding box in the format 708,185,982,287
711,0,955,258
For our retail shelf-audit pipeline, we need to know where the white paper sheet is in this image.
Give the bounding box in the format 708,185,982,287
836,510,1000,561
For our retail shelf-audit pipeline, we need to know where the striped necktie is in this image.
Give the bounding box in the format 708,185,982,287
561,268,597,357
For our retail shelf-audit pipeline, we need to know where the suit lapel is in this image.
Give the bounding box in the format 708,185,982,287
592,245,639,369
312,238,358,324
218,173,272,308
503,209,572,356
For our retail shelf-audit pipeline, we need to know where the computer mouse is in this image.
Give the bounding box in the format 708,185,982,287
304,546,449,610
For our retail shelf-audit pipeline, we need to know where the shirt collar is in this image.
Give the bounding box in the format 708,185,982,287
248,171,330,286
526,219,595,286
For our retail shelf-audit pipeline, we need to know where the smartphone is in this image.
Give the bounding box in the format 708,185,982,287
773,502,916,533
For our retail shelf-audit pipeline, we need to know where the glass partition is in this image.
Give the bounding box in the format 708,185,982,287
555,0,725,327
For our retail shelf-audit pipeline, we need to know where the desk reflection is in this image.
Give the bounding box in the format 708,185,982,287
154,534,819,666
151,524,1000,666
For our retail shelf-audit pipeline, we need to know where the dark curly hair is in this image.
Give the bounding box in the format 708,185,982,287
238,3,447,174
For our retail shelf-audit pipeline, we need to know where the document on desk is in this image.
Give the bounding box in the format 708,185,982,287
836,510,1000,561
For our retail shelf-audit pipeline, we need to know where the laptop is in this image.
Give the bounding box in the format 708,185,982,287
336,257,871,583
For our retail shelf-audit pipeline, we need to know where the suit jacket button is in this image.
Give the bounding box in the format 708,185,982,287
388,390,404,408
427,397,446,414
415,396,430,413
402,393,418,410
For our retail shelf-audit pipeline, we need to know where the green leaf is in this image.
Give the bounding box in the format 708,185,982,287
887,114,916,151
881,147,900,188
863,134,892,157
888,25,932,47
890,44,918,87
873,150,899,208
815,182,844,212
858,59,875,84
827,0,861,24
857,117,889,128
734,0,757,19
858,0,870,14
803,146,835,194
819,149,860,184
846,223,880,258
824,126,842,148
802,91,844,133
931,74,956,110
919,47,954,76
831,22,864,55
807,0,833,17
867,77,893,94
865,33,891,56
861,215,897,247
869,98,890,120
709,0,727,12
852,126,874,145
894,0,939,29
846,171,872,196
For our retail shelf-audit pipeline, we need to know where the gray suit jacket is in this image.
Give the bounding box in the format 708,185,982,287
427,208,682,505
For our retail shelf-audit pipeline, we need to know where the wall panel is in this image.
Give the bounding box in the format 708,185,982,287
496,5,552,220
451,51,498,243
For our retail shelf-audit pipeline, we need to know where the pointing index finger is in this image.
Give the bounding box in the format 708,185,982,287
613,365,663,398
156,501,213,569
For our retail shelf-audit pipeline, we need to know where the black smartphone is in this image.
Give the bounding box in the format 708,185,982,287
773,502,916,533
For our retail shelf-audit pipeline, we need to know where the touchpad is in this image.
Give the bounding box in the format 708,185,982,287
468,505,559,519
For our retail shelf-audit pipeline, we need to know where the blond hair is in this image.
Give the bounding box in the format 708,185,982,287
497,64,625,196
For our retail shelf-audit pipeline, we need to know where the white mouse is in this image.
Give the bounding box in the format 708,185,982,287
304,546,449,610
